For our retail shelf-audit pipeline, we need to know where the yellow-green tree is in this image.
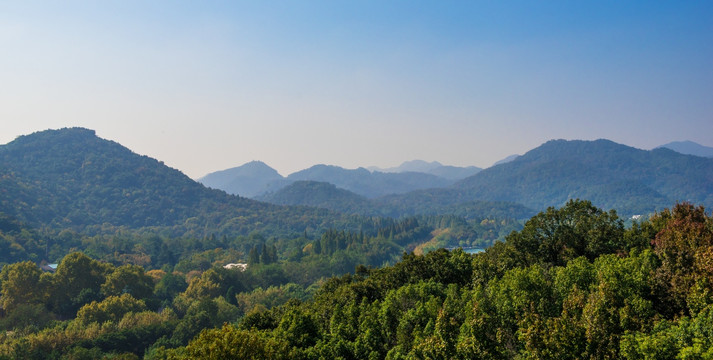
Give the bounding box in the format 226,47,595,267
102,264,155,301
0,260,46,312
75,293,146,325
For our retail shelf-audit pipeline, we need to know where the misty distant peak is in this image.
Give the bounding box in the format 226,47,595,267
197,160,287,197
492,154,520,166
367,160,481,181
657,141,713,158
199,161,282,181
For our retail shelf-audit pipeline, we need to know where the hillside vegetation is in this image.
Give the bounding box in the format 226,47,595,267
1,201,711,359
0,128,367,238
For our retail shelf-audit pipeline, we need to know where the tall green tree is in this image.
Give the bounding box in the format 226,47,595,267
50,252,114,316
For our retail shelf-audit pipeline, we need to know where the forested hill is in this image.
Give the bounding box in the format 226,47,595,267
443,139,711,216
257,181,373,214
0,128,350,236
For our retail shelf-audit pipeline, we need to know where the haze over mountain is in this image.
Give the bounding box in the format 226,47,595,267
198,161,290,198
286,165,454,198
367,160,482,180
3,128,711,238
199,161,472,199
492,154,521,166
657,141,713,158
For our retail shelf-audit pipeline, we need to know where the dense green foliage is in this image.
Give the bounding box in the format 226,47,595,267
0,210,508,272
1,200,712,359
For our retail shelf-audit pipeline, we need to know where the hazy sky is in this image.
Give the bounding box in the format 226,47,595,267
2,1,711,178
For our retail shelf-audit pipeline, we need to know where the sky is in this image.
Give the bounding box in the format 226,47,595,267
1,1,712,178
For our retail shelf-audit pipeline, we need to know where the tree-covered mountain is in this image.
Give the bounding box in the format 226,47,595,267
657,140,713,158
256,181,372,214
286,164,454,198
197,161,289,198
254,139,710,220
0,128,357,237
451,139,713,215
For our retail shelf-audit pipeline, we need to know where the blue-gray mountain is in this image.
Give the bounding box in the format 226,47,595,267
198,160,290,198
367,160,482,180
657,140,713,158
200,161,476,199
492,154,520,166
240,139,713,219
286,165,454,198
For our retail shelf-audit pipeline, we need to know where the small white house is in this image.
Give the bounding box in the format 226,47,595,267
223,263,248,271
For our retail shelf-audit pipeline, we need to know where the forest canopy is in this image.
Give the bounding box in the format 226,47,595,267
1,200,712,359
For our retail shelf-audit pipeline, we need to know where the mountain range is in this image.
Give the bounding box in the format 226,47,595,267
1,128,711,238
200,161,478,199
367,160,482,180
255,139,713,218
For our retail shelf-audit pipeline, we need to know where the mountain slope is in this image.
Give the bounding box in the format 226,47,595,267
0,128,351,236
492,154,520,166
257,181,372,214
453,139,713,214
197,161,288,198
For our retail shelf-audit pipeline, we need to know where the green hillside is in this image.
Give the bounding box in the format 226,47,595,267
454,139,713,214
0,128,355,237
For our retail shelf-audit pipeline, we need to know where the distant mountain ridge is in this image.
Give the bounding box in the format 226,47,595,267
199,139,712,218
198,161,289,198
657,140,713,158
368,160,482,180
199,160,478,199
286,164,454,198
492,154,520,166
3,129,710,236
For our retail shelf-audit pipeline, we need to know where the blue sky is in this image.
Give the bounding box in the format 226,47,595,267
1,1,711,177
